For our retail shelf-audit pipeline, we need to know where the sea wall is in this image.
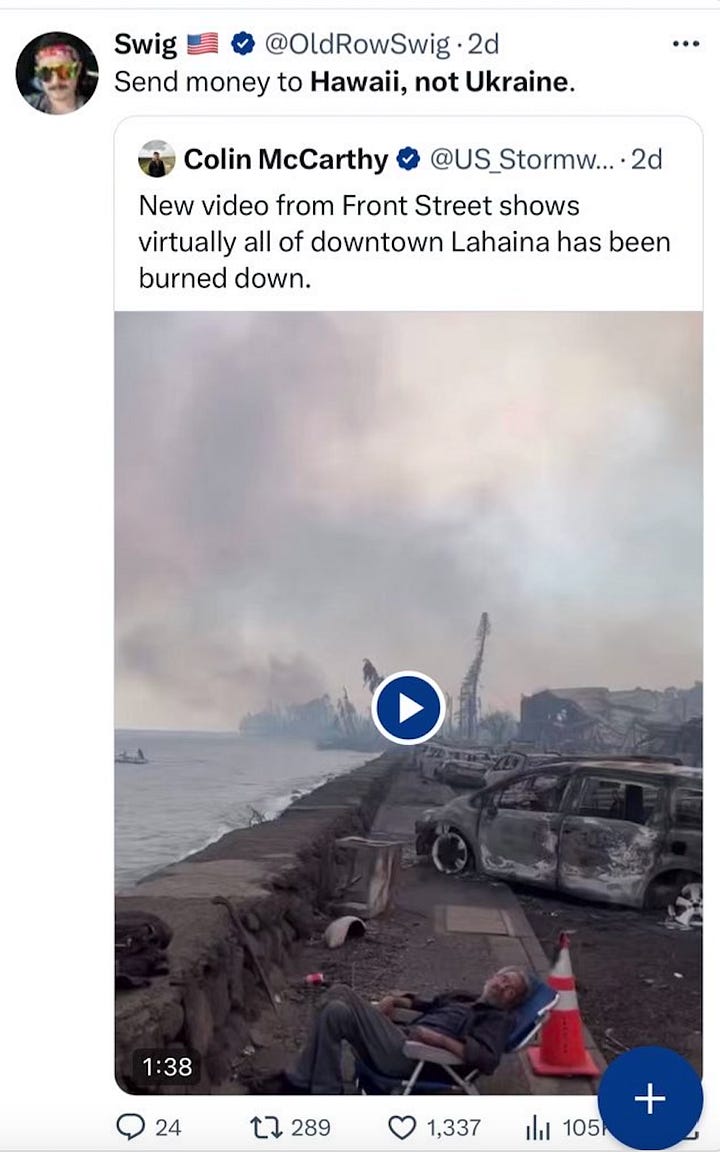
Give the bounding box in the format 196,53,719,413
115,754,400,1093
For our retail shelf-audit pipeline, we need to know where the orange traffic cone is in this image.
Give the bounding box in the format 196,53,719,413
528,931,600,1077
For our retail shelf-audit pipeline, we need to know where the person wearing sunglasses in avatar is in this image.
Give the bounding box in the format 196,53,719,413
25,35,88,114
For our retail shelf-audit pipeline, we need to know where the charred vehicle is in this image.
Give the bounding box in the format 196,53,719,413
418,743,493,783
433,748,633,790
415,760,702,909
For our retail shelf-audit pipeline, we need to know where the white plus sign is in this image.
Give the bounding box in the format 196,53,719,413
634,1083,667,1115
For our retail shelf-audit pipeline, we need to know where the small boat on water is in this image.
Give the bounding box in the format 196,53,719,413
115,749,148,765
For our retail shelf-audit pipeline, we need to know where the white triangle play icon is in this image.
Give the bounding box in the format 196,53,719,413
399,692,424,724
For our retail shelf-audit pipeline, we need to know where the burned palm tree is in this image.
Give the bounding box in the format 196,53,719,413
458,613,491,742
336,687,358,737
362,658,383,694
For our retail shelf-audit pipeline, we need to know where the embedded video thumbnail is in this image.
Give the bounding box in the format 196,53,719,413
115,312,701,1096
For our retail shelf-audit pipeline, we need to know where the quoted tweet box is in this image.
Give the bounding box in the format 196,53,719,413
115,116,701,311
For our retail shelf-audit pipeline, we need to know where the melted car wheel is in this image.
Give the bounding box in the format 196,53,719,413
665,881,703,929
431,829,473,875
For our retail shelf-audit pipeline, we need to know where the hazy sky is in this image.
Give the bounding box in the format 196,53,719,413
115,312,702,730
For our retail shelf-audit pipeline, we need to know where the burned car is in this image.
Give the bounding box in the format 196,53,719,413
415,759,702,909
418,743,493,783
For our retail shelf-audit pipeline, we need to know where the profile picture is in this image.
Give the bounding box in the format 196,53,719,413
138,140,176,178
16,32,98,115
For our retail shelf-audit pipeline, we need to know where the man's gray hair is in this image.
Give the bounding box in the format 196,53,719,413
496,966,532,1002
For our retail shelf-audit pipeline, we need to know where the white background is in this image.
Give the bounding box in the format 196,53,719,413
0,5,715,1151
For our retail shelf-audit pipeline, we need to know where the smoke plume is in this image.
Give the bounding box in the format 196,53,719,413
115,312,701,729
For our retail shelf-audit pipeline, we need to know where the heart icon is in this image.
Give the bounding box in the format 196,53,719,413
388,1115,417,1141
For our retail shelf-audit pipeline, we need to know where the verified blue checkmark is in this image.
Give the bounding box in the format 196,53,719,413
232,31,255,55
396,147,420,171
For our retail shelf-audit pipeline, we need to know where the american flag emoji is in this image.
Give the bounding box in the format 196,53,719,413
187,33,219,54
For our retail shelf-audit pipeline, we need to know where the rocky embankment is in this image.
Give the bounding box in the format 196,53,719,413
115,753,401,1093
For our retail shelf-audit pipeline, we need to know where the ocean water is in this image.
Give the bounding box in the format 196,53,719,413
115,730,372,889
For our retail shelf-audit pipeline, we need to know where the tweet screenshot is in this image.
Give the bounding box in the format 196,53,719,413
1,2,715,1150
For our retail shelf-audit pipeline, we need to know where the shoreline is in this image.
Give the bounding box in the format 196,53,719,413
115,751,403,1092
174,749,394,869
116,738,375,890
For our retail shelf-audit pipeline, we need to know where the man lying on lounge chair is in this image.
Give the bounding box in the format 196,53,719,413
285,966,531,1094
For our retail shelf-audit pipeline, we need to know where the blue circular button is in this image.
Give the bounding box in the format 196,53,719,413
371,671,446,746
598,1046,702,1150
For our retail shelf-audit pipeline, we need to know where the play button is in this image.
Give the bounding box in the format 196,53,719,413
372,671,447,745
399,693,424,724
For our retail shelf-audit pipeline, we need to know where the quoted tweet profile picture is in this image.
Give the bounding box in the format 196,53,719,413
138,140,176,178
16,32,98,115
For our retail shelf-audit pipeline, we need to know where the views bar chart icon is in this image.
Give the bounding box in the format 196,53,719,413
526,1116,551,1141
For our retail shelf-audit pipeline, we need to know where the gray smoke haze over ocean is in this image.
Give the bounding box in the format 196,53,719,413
115,312,702,730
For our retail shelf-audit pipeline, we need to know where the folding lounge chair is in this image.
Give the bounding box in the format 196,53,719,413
355,980,559,1096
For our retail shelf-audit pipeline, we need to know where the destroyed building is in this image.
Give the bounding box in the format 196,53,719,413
519,682,702,766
